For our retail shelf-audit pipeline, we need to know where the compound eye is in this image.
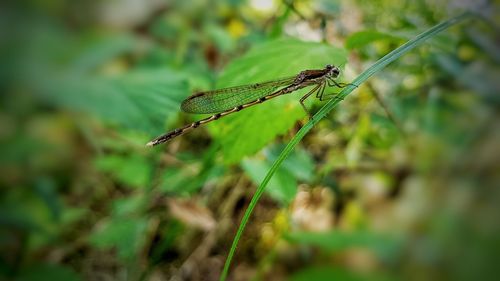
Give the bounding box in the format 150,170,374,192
325,64,333,69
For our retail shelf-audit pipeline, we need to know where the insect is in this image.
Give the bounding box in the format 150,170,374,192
147,64,352,146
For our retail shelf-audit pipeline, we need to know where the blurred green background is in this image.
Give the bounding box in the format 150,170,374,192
0,0,499,280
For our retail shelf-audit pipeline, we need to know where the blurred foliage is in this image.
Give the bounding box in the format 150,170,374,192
0,0,499,281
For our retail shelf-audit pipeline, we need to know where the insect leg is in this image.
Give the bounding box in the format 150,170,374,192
300,82,323,119
319,92,343,102
316,81,326,98
328,77,358,88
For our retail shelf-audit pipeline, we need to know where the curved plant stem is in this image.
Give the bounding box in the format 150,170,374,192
220,12,471,281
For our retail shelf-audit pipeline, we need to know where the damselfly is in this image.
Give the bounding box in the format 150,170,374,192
147,64,352,146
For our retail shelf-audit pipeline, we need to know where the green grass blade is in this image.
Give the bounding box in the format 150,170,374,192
220,12,472,281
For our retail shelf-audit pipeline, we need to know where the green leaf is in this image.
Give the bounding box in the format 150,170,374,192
16,264,81,281
266,144,315,182
160,166,221,195
94,154,152,189
21,27,189,135
61,207,88,225
112,194,146,217
90,217,148,261
160,147,225,195
0,186,64,250
211,38,347,164
346,30,404,50
40,68,188,134
240,144,315,204
241,157,296,205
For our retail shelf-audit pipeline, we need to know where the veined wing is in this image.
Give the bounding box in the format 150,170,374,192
181,76,297,114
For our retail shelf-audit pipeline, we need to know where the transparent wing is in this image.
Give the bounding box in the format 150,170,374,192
180,76,297,114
